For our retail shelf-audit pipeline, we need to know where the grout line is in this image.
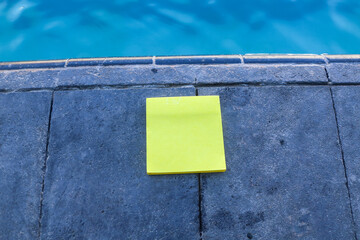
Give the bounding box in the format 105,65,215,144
329,87,358,240
37,91,54,240
0,84,194,93
2,82,360,94
197,173,203,240
322,54,329,64
152,56,156,65
64,59,69,68
101,58,107,66
195,87,203,239
195,81,329,88
324,66,332,84
239,54,244,64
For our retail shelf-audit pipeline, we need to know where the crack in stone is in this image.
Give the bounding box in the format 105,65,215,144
329,87,358,240
37,91,54,239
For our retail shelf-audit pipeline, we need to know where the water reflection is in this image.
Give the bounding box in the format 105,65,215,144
0,0,359,61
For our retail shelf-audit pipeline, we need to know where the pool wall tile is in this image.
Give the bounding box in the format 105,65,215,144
324,55,360,63
243,54,325,64
67,58,106,67
0,60,66,70
103,57,153,66
155,55,242,65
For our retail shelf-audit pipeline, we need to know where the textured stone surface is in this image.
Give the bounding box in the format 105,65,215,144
0,69,60,90
103,57,153,66
0,91,52,239
332,86,360,234
40,87,199,239
195,64,327,84
327,63,360,83
0,63,331,91
155,55,241,65
198,86,353,239
0,65,195,91
325,55,360,63
243,54,325,64
0,60,66,70
57,65,195,87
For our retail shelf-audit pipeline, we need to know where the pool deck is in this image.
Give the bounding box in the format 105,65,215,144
1,54,360,239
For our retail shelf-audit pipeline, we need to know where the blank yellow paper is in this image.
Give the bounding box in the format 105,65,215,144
146,95,226,175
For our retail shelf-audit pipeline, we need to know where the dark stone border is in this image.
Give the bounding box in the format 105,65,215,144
67,58,106,67
155,55,242,65
103,57,153,66
324,55,360,63
243,54,326,64
0,60,66,70
0,55,359,71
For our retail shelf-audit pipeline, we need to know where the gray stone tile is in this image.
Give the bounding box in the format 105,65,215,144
243,54,325,64
40,87,199,239
332,86,360,234
0,69,60,90
57,65,195,87
327,63,360,83
195,64,327,85
198,86,353,239
0,91,52,239
325,55,360,63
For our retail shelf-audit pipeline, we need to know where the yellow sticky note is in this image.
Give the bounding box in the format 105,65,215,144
146,95,226,175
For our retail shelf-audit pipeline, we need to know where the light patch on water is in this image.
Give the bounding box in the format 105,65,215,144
0,34,24,52
43,20,65,30
330,11,360,38
156,8,194,24
273,21,324,53
0,1,7,14
9,35,24,50
6,0,36,22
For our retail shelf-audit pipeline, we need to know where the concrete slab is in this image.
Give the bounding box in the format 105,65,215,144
0,69,60,90
56,65,195,87
0,91,52,239
195,64,327,85
332,86,360,234
327,64,360,84
198,86,354,239
40,87,199,239
0,63,329,91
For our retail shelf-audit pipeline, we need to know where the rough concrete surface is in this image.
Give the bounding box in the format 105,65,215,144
0,91,52,239
0,60,359,240
198,86,354,240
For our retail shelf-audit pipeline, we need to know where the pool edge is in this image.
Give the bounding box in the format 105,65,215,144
1,54,359,71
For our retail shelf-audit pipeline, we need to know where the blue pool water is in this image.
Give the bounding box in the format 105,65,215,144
0,0,359,62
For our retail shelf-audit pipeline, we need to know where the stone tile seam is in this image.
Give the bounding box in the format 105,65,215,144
1,54,360,70
195,87,203,240
37,91,54,240
329,87,358,240
324,67,332,84
4,82,360,94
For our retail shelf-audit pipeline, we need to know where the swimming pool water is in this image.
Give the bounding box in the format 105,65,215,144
0,0,359,62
